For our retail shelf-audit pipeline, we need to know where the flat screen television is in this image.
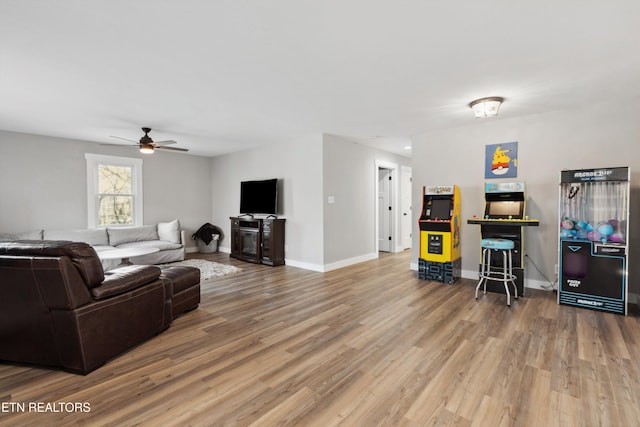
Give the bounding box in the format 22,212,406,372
240,179,278,215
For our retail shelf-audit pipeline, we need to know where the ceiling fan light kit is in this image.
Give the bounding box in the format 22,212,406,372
469,96,504,118
139,143,154,154
104,127,188,153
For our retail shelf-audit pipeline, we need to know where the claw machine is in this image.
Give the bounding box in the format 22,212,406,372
558,166,630,315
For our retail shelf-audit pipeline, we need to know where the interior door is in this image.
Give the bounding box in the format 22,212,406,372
378,168,391,252
400,166,412,250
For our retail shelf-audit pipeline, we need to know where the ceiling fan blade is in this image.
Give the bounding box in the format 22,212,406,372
109,135,139,143
156,145,189,152
107,129,187,153
100,142,139,147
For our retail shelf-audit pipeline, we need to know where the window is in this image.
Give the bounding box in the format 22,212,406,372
86,154,143,228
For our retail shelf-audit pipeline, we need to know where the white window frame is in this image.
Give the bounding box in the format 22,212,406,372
85,153,143,228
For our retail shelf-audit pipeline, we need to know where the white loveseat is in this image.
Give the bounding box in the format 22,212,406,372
1,220,185,269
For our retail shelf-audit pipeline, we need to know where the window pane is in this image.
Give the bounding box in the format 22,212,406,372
98,195,133,225
98,165,132,194
87,154,142,228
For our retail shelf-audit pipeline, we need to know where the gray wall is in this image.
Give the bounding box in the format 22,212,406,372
4,96,636,292
0,130,409,271
210,135,325,269
209,133,410,270
0,130,212,252
322,134,411,267
0,131,88,230
411,97,640,300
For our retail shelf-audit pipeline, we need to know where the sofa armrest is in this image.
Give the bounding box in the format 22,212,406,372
180,229,186,246
54,280,166,373
91,265,162,300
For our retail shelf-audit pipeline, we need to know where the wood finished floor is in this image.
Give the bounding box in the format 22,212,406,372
2,250,640,426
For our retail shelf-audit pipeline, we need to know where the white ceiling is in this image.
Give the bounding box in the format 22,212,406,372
2,1,639,157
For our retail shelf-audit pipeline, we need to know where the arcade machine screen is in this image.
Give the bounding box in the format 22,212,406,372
430,198,451,220
487,200,523,219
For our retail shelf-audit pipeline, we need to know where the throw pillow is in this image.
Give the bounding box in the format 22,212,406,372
0,232,17,241
44,228,109,246
158,219,181,244
16,230,43,240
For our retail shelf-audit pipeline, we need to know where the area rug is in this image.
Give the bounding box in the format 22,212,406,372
164,259,242,280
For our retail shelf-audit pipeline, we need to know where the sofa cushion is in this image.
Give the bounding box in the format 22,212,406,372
19,230,43,240
159,265,201,318
0,230,43,241
0,230,43,240
0,240,105,288
44,228,109,246
107,225,158,246
93,265,162,300
0,232,16,242
159,266,200,294
116,240,183,251
158,219,181,243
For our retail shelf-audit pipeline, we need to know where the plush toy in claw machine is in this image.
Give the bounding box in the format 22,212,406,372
559,180,627,244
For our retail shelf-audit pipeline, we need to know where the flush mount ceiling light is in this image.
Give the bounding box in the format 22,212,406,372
469,96,504,118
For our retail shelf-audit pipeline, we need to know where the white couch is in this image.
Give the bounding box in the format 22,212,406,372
0,220,185,269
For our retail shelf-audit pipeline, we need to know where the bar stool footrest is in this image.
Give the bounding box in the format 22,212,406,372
480,271,517,282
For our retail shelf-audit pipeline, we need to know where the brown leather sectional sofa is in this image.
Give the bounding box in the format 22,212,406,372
0,240,200,374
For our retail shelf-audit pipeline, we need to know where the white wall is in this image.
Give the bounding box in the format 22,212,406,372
322,134,411,269
209,134,325,269
0,130,212,252
411,97,640,299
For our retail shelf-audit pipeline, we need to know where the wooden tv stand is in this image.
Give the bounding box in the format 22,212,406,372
229,217,285,266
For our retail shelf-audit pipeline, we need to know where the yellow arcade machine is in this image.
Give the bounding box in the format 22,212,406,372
418,185,461,284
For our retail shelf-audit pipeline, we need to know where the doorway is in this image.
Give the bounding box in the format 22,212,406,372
378,167,392,252
400,166,412,250
375,160,399,253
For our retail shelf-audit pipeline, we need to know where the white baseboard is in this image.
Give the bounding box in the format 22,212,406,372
283,259,325,272
320,252,378,272
286,253,379,272
211,247,377,273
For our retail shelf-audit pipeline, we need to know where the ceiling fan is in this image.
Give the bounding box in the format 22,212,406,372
104,127,188,153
